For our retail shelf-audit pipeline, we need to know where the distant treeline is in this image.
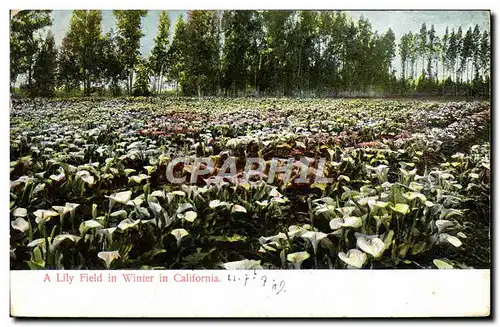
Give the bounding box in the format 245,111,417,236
10,10,491,98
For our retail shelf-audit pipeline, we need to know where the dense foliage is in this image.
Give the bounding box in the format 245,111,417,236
10,98,490,270
10,10,490,98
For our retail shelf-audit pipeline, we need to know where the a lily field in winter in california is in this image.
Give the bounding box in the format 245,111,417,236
9,10,490,271
10,98,491,270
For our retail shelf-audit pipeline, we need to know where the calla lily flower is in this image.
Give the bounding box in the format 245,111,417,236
231,204,247,214
338,249,367,268
148,200,163,214
171,228,189,246
223,259,263,270
301,231,328,254
329,216,362,230
150,190,166,198
209,199,230,209
438,233,462,247
177,203,194,214
52,205,72,217
128,174,150,184
98,251,120,269
287,225,306,238
76,170,95,185
27,238,47,248
11,218,30,233
12,207,27,217
106,190,132,204
182,211,198,222
118,218,141,231
33,209,59,224
287,251,310,269
64,202,80,213
356,235,385,258
50,172,65,182
79,220,103,235
259,232,287,245
127,195,145,207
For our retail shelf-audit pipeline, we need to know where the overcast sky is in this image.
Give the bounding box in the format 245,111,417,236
49,10,490,56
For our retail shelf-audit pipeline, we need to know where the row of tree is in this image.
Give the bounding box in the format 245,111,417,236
10,10,491,98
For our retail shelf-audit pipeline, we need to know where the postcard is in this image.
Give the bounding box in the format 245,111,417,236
9,8,491,318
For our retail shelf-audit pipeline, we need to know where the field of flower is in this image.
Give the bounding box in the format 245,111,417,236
10,98,491,270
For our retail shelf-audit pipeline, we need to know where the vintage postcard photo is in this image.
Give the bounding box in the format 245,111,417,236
8,6,491,318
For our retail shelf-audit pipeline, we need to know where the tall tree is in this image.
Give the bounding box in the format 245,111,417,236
10,10,52,91
221,10,264,96
426,24,437,79
446,29,458,83
113,10,148,95
461,27,473,82
101,30,126,95
150,11,171,95
471,24,482,80
58,34,81,91
133,57,152,96
418,23,427,76
455,27,463,84
167,15,188,95
294,11,319,95
262,10,294,95
479,30,490,79
184,10,219,97
399,33,411,81
60,10,105,96
32,31,57,97
441,27,449,81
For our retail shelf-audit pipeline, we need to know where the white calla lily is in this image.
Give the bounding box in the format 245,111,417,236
223,259,263,270
171,228,189,246
11,218,30,233
301,231,328,254
183,211,198,222
106,190,132,204
12,207,27,217
79,220,103,235
98,251,120,268
33,209,59,224
338,249,367,268
356,236,385,258
118,218,141,231
287,251,310,269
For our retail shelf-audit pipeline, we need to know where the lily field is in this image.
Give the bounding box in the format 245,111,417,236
9,98,491,270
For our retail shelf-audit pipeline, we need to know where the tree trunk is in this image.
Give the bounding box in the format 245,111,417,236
129,70,133,95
